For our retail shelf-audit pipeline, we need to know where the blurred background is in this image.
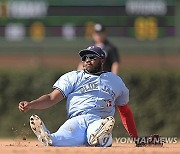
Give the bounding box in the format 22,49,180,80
0,0,179,140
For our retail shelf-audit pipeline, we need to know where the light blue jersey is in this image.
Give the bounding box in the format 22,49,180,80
53,70,129,119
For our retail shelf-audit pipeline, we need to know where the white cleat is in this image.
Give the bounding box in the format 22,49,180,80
30,114,52,146
88,116,115,146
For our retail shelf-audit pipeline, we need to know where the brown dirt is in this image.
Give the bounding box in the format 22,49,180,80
0,54,179,71
0,139,179,154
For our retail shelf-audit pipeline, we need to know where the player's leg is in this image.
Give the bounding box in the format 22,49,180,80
30,114,87,146
30,114,52,146
30,114,102,147
50,115,89,146
87,116,115,147
29,114,114,147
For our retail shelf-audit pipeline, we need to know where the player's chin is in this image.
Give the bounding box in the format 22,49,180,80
85,65,93,70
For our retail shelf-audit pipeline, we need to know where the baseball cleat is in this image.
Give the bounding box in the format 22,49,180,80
30,114,52,146
88,116,115,146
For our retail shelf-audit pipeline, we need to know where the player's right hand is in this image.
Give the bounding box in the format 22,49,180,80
18,101,31,112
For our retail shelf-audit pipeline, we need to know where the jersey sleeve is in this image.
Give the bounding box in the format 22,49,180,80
53,71,77,97
115,85,129,106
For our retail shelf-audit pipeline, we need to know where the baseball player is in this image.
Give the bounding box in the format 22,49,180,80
77,23,120,75
18,46,138,147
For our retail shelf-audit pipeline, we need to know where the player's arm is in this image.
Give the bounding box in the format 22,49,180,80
19,89,65,112
111,62,119,75
110,47,120,74
117,104,138,138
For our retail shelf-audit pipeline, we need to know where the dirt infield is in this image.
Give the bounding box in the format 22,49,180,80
0,54,179,70
0,139,179,154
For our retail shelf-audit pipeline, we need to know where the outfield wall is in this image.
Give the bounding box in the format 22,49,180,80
0,37,179,54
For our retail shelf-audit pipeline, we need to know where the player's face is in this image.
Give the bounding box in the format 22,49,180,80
92,32,106,43
82,54,104,73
